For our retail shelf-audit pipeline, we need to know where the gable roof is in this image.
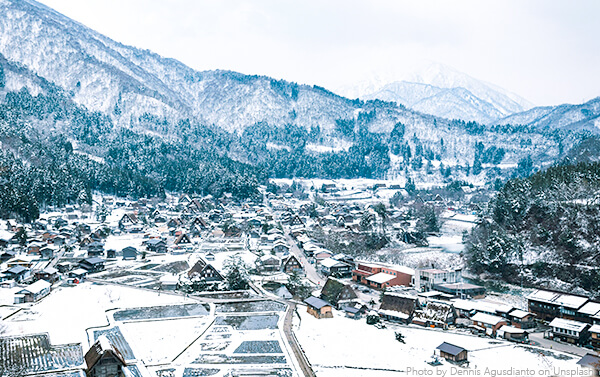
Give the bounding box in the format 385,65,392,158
549,318,589,333
576,353,600,368
85,335,127,371
436,342,466,356
305,296,331,310
527,289,588,309
7,265,27,275
17,280,51,295
471,312,506,326
320,277,358,305
82,257,105,265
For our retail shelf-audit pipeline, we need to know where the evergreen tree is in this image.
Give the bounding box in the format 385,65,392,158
223,254,250,290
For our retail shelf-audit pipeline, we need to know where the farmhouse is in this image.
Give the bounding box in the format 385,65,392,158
85,336,127,377
188,259,224,283
378,292,417,323
320,277,358,308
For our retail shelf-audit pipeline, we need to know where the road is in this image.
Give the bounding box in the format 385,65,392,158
528,331,590,357
282,226,325,286
283,302,317,377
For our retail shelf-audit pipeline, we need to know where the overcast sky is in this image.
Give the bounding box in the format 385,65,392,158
37,0,600,106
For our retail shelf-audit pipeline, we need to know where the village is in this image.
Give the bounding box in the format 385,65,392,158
0,179,599,377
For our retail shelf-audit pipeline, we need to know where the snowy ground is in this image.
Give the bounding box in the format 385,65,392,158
3,282,189,347
293,308,587,377
2,281,299,377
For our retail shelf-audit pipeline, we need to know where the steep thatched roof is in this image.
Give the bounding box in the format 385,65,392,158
320,277,358,306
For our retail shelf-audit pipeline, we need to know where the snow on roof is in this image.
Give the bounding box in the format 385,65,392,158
509,309,532,319
577,301,600,316
418,290,443,297
320,258,344,268
498,325,525,334
18,280,51,295
42,266,58,274
378,309,409,319
527,289,588,309
471,312,506,326
421,268,450,274
305,296,330,309
548,318,589,332
554,294,588,309
259,254,281,262
588,324,600,334
366,272,396,284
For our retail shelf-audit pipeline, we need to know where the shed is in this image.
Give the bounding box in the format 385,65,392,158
122,246,138,260
436,342,468,363
305,296,333,319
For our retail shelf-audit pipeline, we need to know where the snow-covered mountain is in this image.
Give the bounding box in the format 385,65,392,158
0,0,589,186
495,97,600,134
340,63,534,124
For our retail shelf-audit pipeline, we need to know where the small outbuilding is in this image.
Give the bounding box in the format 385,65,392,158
435,342,468,364
305,296,333,319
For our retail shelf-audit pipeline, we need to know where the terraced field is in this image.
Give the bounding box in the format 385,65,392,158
0,334,83,373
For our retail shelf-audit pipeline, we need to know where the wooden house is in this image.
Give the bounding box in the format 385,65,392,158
527,289,588,322
507,309,536,329
497,325,528,342
319,257,352,277
35,266,59,283
378,292,417,323
122,246,138,260
590,324,600,351
145,238,167,253
549,318,590,345
256,254,281,272
79,257,105,272
471,312,508,337
187,259,224,283
282,255,302,274
4,266,30,282
15,280,51,303
174,233,192,245
320,277,358,308
304,296,333,319
85,336,127,377
118,213,138,229
87,241,105,257
576,354,600,376
435,342,468,364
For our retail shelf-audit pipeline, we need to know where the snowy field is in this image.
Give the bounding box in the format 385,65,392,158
294,308,587,377
3,282,189,347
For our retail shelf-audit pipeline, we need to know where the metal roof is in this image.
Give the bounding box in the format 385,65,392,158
304,296,330,309
436,342,466,356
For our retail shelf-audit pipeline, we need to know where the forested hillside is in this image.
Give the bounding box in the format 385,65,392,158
464,162,600,297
